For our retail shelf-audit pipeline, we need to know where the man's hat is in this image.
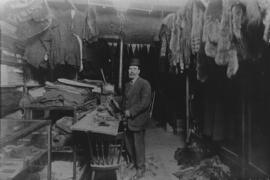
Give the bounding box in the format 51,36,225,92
129,58,141,67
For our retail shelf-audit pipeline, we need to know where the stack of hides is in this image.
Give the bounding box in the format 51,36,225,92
31,81,92,107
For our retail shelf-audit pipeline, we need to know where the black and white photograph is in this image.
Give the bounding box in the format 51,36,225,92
0,0,270,179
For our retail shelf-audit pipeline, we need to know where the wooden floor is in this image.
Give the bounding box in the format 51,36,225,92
86,123,185,180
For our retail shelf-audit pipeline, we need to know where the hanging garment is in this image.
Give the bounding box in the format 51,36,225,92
2,0,52,40
25,34,49,68
24,7,90,69
83,7,98,41
55,8,86,37
59,28,80,67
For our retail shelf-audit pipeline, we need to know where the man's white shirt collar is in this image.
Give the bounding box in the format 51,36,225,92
131,76,139,84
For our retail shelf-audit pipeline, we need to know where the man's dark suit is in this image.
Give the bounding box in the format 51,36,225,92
123,77,151,169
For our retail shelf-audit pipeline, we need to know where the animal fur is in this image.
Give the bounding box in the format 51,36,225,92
162,13,176,30
191,0,205,54
226,49,239,78
196,53,209,82
215,0,233,65
169,14,177,54
182,0,193,68
232,3,245,40
169,11,183,67
257,0,270,42
203,0,223,57
205,41,217,58
240,0,261,25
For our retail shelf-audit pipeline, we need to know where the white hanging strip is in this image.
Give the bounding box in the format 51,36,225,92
70,9,76,30
113,42,117,47
108,42,113,47
146,44,150,53
127,43,131,53
131,44,136,54
71,9,76,19
73,33,83,72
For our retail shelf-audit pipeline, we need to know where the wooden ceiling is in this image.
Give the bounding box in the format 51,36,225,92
47,0,187,43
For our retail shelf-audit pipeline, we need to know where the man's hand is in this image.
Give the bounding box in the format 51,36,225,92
125,110,131,118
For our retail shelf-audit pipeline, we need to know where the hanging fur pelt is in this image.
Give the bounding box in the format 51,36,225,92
240,0,261,25
232,2,245,40
197,52,209,82
215,0,239,78
162,13,176,30
257,0,270,42
169,14,177,54
168,12,183,68
215,0,233,66
202,0,223,58
226,49,239,78
232,2,249,60
191,0,205,54
182,0,193,68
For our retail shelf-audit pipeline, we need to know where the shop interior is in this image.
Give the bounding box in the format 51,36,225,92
0,0,270,179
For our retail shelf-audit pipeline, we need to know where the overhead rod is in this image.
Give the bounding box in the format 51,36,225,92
86,2,153,13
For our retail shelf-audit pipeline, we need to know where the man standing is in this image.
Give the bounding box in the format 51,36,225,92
123,58,152,179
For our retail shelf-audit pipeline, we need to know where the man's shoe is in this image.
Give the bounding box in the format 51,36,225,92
135,168,145,179
126,163,136,170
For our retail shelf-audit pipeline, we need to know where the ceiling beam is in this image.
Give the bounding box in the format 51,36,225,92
47,0,180,13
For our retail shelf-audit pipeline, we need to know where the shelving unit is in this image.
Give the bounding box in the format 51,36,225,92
23,99,98,180
0,119,52,180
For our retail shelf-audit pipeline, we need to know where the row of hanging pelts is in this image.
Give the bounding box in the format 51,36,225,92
160,0,270,81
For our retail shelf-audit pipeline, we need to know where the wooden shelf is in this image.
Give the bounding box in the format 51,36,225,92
0,119,50,147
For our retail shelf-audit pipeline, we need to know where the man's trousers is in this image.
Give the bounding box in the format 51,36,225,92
125,129,145,169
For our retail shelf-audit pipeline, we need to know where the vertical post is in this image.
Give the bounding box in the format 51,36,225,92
241,96,247,178
119,38,124,91
73,109,77,180
185,71,190,143
47,121,52,180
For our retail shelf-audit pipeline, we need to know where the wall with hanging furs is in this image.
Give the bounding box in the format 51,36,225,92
158,0,270,175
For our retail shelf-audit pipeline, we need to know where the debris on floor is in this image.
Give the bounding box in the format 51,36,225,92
39,161,85,180
173,155,232,180
122,154,170,180
173,138,233,180
174,138,212,166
